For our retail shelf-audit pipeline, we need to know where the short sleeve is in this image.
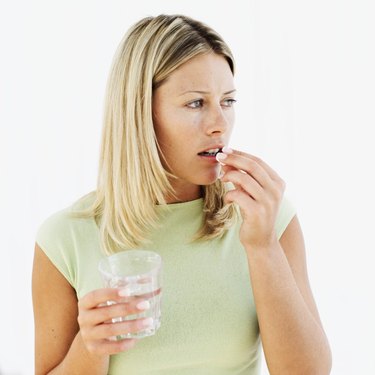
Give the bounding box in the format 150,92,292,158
275,195,296,239
35,208,76,288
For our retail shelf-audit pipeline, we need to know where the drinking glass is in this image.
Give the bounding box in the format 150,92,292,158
98,250,162,339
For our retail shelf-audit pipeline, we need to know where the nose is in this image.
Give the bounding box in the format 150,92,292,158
203,104,232,136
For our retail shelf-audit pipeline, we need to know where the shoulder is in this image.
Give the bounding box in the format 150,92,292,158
232,194,296,240
36,192,97,255
35,192,98,288
275,195,296,239
36,206,74,244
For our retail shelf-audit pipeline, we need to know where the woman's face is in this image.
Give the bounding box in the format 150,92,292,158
153,52,236,201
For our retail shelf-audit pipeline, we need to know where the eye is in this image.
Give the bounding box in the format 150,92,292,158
187,99,204,109
222,98,237,108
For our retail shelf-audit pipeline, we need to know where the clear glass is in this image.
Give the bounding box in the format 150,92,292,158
98,250,162,339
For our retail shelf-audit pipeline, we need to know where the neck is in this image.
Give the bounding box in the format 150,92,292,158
164,181,202,204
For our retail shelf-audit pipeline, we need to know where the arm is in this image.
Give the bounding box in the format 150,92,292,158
218,148,332,375
247,216,331,375
32,244,147,375
32,244,109,375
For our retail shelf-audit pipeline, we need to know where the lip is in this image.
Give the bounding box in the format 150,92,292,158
197,144,225,155
197,154,220,163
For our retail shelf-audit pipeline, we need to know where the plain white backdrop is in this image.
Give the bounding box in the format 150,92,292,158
1,0,374,374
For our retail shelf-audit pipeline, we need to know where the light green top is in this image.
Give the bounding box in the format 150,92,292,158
36,194,295,375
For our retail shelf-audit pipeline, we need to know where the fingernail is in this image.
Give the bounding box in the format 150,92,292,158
222,146,233,154
216,153,227,161
118,287,131,297
142,317,154,327
136,300,151,310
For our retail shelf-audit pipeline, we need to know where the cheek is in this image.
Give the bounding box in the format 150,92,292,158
155,125,187,162
227,110,235,125
157,115,198,146
226,112,235,135
154,119,173,148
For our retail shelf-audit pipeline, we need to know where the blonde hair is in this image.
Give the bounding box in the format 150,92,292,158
76,14,237,254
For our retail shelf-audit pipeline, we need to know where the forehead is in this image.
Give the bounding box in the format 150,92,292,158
159,53,234,94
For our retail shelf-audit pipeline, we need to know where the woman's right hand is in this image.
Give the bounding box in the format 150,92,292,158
77,288,152,355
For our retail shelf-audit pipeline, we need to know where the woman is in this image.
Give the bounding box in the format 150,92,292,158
32,14,332,375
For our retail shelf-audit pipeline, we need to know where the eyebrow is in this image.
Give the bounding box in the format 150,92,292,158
178,89,237,96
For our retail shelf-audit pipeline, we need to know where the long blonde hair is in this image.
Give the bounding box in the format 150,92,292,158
76,14,237,254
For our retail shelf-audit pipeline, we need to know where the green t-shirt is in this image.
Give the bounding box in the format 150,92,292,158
36,193,295,374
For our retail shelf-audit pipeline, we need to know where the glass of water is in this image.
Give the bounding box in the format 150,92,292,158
98,250,162,339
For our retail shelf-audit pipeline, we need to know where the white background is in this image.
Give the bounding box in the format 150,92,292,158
1,1,374,374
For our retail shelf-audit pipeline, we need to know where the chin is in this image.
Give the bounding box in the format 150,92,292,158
180,165,221,187
196,171,220,186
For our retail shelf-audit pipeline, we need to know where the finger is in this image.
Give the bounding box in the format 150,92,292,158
94,317,155,340
217,152,273,189
221,170,263,201
220,164,236,174
221,148,282,182
79,288,134,310
83,299,151,327
224,188,257,215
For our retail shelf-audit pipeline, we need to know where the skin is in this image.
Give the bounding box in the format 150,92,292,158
32,52,332,374
152,52,236,202
219,149,332,374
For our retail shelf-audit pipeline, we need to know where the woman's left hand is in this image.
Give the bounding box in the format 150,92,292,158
217,147,286,251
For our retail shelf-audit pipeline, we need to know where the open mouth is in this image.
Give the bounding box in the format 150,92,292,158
198,148,222,157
